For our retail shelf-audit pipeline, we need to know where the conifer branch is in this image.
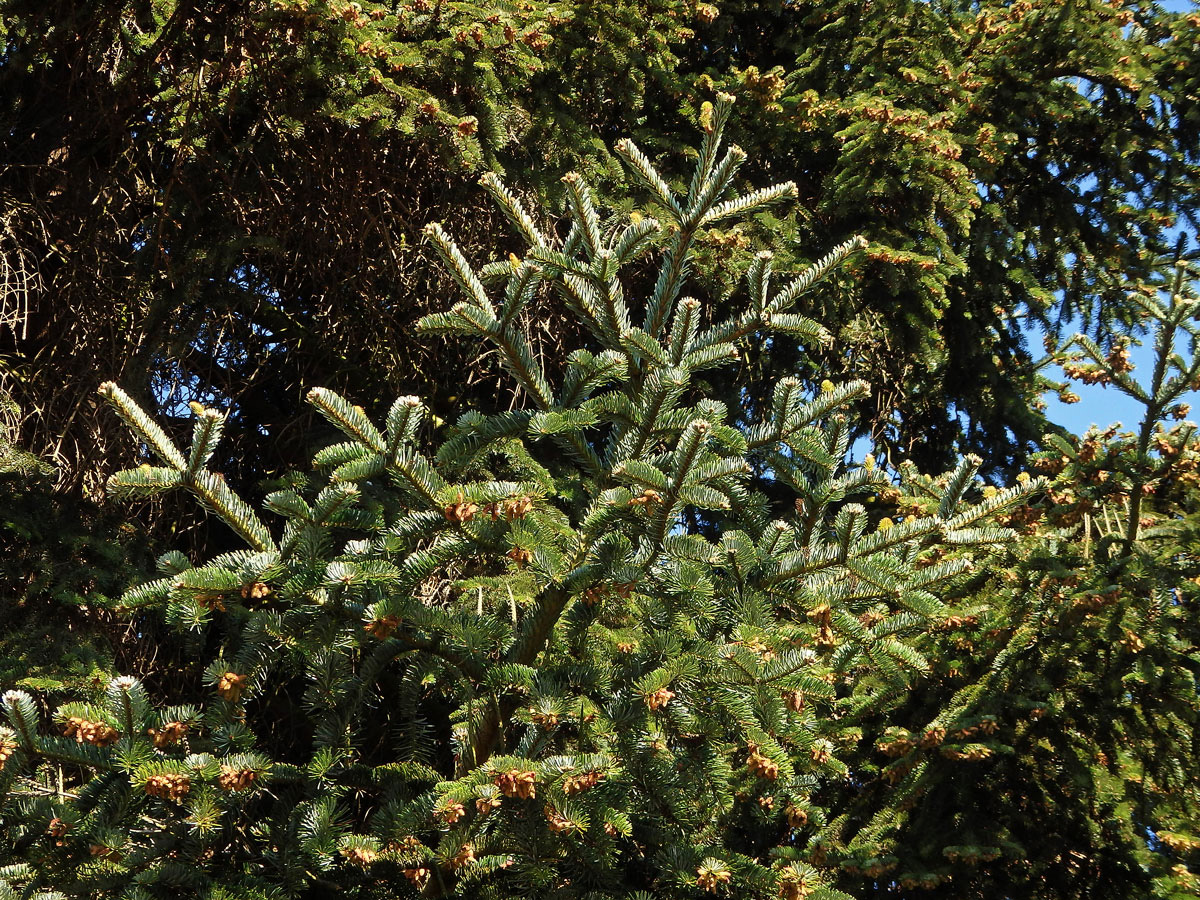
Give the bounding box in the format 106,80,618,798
186,470,277,552
100,384,276,551
479,173,547,249
306,388,386,453
687,145,747,226
422,223,496,316
561,172,603,260
386,395,425,457
98,382,187,469
612,216,662,264
667,297,701,366
701,181,797,227
746,251,772,315
499,261,542,331
614,138,682,219
186,407,225,475
687,93,736,209
642,230,696,340
770,236,868,312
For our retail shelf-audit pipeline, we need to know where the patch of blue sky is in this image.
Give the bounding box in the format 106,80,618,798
151,263,288,426
1041,311,1200,437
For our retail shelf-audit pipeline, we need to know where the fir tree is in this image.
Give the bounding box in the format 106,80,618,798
0,98,1042,899
824,247,1200,898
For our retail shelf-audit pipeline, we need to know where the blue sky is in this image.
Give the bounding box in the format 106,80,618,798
1041,322,1197,438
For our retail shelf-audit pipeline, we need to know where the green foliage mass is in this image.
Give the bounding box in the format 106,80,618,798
1,0,1196,495
0,392,151,697
824,252,1200,898
1,102,1048,899
662,0,1200,472
0,4,1198,899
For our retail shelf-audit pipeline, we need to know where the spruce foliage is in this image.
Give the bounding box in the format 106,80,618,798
0,99,1045,899
3,0,1196,493
0,391,148,697
665,0,1200,472
822,250,1200,898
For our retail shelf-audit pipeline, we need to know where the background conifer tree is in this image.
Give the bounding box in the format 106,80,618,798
821,249,1200,898
1,0,1195,496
